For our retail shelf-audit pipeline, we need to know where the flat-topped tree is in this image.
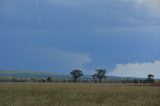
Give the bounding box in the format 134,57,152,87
70,69,83,83
94,69,106,83
47,77,51,82
147,74,154,83
148,74,154,79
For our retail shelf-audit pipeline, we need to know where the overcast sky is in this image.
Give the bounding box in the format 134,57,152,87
1,0,160,78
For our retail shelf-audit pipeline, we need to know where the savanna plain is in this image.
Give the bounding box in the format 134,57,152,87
0,83,159,106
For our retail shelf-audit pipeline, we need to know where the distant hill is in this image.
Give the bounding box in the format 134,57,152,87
0,70,145,80
0,70,57,78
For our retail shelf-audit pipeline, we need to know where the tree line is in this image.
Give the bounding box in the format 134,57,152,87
0,69,156,83
69,69,155,83
70,68,106,83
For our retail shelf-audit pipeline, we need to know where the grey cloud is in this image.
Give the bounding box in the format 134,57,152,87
0,0,160,32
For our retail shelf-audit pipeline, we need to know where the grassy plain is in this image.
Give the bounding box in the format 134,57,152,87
0,83,159,106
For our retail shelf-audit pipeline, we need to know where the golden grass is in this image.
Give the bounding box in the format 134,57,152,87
0,83,160,106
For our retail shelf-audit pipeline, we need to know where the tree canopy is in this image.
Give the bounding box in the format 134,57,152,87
70,69,83,83
93,69,106,83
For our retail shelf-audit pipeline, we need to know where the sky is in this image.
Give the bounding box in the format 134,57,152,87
1,0,160,78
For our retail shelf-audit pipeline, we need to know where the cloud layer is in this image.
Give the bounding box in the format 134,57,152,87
136,0,160,15
110,61,160,78
0,45,92,73
1,0,160,30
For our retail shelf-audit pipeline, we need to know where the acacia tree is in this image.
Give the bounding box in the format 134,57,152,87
94,69,106,83
148,74,154,79
70,69,83,83
47,77,51,82
147,74,154,83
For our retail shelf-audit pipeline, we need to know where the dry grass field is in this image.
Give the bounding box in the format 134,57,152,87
0,83,160,106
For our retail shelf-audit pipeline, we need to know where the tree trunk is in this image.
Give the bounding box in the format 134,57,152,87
74,78,77,83
99,78,102,83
